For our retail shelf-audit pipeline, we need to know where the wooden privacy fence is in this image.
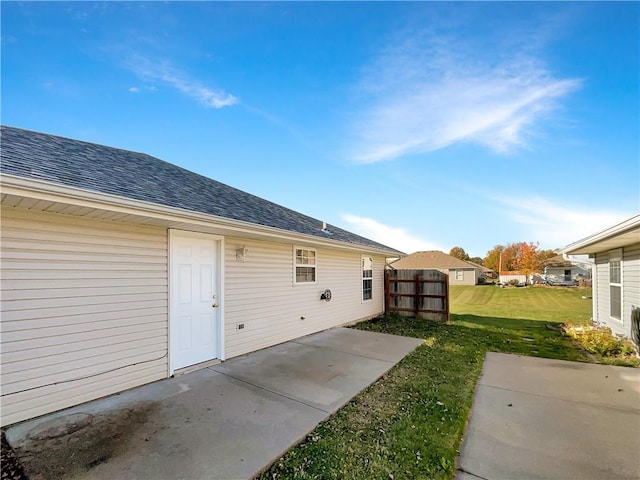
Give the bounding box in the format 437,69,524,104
385,269,449,321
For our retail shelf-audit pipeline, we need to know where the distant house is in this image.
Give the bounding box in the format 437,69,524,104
390,251,480,285
0,126,402,426
466,260,495,280
540,254,590,286
561,215,640,338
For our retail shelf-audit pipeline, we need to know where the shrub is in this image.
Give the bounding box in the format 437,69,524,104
508,279,520,287
563,323,623,356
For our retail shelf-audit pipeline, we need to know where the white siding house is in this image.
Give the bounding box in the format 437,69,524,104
561,215,640,338
540,254,591,286
0,126,400,426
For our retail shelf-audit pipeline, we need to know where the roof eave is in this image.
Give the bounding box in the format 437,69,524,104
561,214,640,255
0,174,403,256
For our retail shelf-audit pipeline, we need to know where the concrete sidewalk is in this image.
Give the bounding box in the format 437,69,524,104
457,352,640,480
6,327,423,480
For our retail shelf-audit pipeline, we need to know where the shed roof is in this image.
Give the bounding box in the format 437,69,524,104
391,250,478,270
0,125,401,254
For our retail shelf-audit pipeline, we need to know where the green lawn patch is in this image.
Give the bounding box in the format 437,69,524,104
258,285,593,480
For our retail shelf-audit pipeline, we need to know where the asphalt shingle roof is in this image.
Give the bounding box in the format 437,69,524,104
540,254,573,268
1,125,401,254
391,250,478,269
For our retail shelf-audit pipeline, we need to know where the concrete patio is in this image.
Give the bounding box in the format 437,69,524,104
457,352,640,480
6,327,423,480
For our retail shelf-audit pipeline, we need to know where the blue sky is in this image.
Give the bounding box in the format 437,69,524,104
2,2,638,257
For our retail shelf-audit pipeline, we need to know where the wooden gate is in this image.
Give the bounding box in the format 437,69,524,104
384,269,449,321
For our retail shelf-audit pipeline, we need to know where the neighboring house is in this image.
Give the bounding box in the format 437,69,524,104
390,251,479,285
466,261,495,281
0,126,402,426
561,215,640,338
540,254,591,286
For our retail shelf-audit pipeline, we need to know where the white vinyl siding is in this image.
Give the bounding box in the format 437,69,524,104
224,238,385,358
0,207,168,426
593,245,640,338
594,252,611,327
622,243,640,338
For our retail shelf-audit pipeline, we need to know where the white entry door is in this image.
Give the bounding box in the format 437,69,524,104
170,231,222,372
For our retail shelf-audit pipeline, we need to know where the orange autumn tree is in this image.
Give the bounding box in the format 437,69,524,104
484,242,547,276
514,241,540,279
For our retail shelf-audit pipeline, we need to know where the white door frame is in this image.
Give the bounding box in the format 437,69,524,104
168,229,225,375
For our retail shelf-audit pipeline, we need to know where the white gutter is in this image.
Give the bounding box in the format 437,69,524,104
561,214,640,254
0,174,402,257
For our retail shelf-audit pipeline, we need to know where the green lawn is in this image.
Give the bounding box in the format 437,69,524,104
258,285,593,480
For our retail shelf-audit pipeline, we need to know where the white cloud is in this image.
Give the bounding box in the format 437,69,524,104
128,86,140,93
349,30,581,163
492,195,632,249
124,55,237,109
341,214,443,254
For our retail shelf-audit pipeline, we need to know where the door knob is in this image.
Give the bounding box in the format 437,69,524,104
212,303,219,308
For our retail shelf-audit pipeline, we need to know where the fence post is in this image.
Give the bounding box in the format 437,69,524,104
414,273,420,318
444,273,450,322
384,270,391,316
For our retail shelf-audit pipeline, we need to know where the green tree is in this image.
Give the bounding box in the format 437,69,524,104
468,256,484,265
449,246,470,261
483,245,504,271
537,249,557,264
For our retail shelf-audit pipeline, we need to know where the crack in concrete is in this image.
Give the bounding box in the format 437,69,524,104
477,383,640,413
207,367,331,414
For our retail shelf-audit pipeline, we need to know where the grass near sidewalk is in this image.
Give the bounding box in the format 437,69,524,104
258,285,593,480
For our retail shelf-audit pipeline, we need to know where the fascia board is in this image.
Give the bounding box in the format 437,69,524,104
0,174,401,256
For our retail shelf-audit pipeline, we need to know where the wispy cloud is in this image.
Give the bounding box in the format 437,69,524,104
349,26,581,163
492,195,632,248
123,54,237,109
341,214,443,254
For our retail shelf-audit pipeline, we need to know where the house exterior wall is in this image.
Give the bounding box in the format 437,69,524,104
622,243,640,338
592,243,640,338
446,268,477,286
593,252,610,329
0,207,168,426
1,207,386,426
223,237,385,358
543,266,589,286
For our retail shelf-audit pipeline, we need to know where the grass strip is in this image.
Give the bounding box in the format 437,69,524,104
258,286,593,480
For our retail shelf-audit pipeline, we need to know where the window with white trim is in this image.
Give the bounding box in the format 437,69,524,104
609,250,621,320
362,256,373,301
294,247,316,283
455,270,463,281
